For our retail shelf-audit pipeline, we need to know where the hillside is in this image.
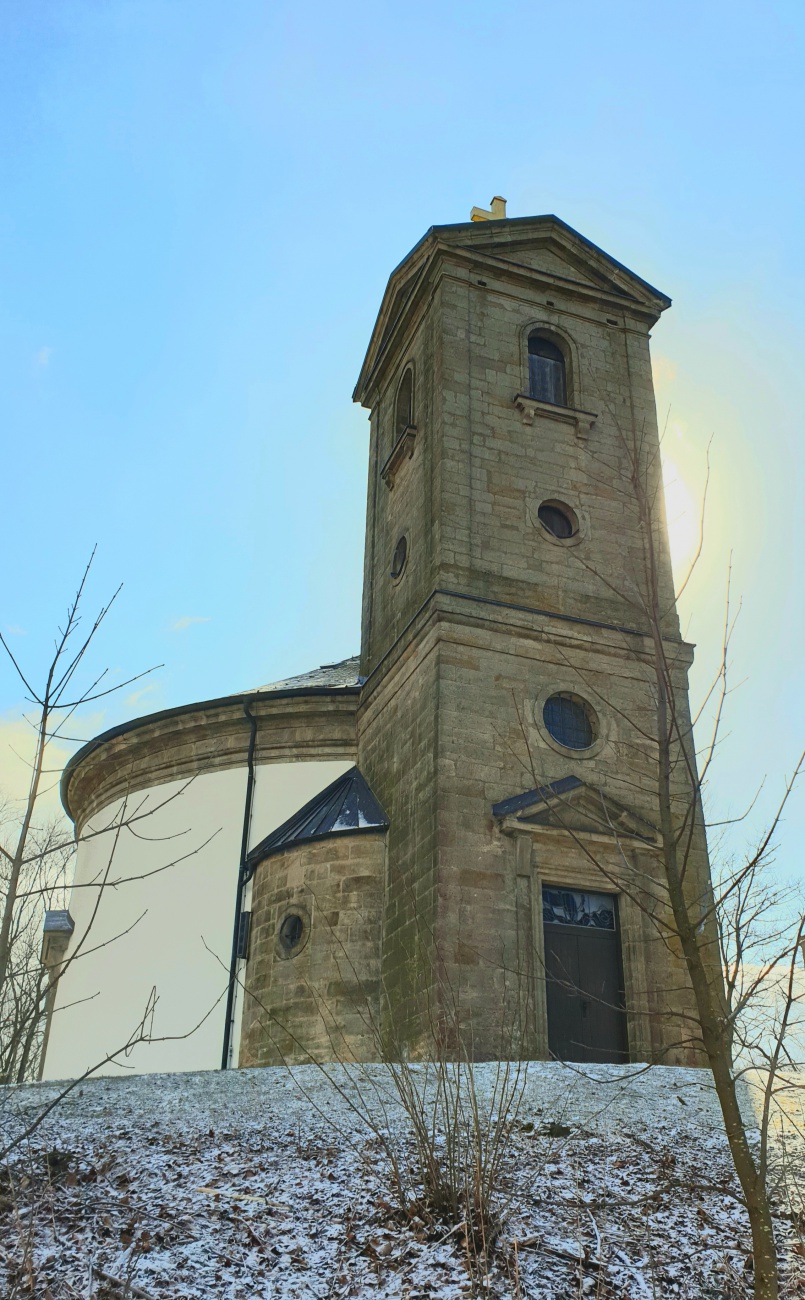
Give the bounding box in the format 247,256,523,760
1,1062,803,1298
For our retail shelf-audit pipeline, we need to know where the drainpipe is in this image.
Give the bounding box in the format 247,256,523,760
221,700,258,1069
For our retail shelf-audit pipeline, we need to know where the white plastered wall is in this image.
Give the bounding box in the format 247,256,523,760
43,758,352,1081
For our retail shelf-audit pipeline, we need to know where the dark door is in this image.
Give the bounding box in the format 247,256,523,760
543,888,628,1064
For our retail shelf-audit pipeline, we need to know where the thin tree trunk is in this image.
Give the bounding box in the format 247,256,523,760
0,709,49,989
650,618,778,1298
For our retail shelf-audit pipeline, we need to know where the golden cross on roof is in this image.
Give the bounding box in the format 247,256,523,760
470,196,507,222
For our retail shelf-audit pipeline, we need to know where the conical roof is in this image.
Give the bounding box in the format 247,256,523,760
245,766,388,875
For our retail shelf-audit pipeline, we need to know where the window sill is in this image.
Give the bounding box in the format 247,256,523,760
381,425,417,489
513,395,597,440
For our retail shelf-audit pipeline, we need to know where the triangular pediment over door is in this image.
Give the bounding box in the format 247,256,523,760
492,776,659,844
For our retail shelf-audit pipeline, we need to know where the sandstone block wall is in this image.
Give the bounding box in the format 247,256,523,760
239,833,386,1067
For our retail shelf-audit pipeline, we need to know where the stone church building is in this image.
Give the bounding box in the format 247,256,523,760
41,201,710,1081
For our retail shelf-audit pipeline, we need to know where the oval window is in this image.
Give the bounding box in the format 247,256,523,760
278,913,304,954
543,692,597,750
390,535,408,580
538,501,578,540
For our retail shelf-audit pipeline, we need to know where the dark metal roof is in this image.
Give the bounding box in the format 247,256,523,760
491,775,582,819
245,766,389,875
43,909,75,935
250,655,362,694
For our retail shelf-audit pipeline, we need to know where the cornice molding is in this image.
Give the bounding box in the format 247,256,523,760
63,690,359,834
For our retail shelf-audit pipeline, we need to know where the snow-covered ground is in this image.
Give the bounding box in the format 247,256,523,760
0,1062,803,1298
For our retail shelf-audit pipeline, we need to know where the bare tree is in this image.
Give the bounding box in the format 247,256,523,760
0,810,73,1083
0,550,218,1088
513,406,805,1300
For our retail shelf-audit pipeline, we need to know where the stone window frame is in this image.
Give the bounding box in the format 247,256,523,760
394,362,415,441
518,321,582,411
532,681,609,760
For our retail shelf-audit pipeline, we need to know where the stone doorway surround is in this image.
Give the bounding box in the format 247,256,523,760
493,778,677,1066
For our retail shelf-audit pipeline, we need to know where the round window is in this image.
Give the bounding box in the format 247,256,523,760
537,501,578,540
278,913,304,954
390,535,408,580
542,692,597,750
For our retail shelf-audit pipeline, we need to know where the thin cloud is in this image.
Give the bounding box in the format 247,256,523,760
171,616,211,632
125,685,157,710
4,625,26,637
0,714,79,813
34,346,52,369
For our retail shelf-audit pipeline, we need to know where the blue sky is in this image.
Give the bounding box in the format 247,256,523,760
1,0,803,875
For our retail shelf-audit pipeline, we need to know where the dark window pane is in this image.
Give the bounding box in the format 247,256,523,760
543,887,616,930
390,535,408,578
528,336,567,405
529,354,565,405
279,913,304,952
538,504,575,538
528,337,565,362
236,910,252,960
543,693,594,749
395,369,414,441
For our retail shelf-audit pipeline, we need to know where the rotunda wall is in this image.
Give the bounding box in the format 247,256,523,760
43,753,355,1081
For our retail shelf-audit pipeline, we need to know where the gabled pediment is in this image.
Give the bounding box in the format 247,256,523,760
492,776,658,844
453,216,671,312
353,214,671,406
456,236,625,295
371,263,427,371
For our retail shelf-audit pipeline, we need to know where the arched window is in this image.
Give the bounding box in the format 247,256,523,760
394,367,414,443
528,335,566,407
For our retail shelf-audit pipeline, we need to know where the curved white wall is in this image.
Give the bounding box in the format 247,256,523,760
43,758,352,1081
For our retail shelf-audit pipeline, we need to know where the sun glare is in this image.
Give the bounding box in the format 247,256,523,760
662,455,698,574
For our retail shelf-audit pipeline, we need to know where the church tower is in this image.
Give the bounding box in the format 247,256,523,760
354,204,707,1064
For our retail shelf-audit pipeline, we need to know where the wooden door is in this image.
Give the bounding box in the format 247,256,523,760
543,889,628,1064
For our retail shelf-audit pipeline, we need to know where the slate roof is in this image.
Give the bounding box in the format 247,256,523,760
245,766,389,875
251,655,362,694
43,910,75,935
491,775,583,819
